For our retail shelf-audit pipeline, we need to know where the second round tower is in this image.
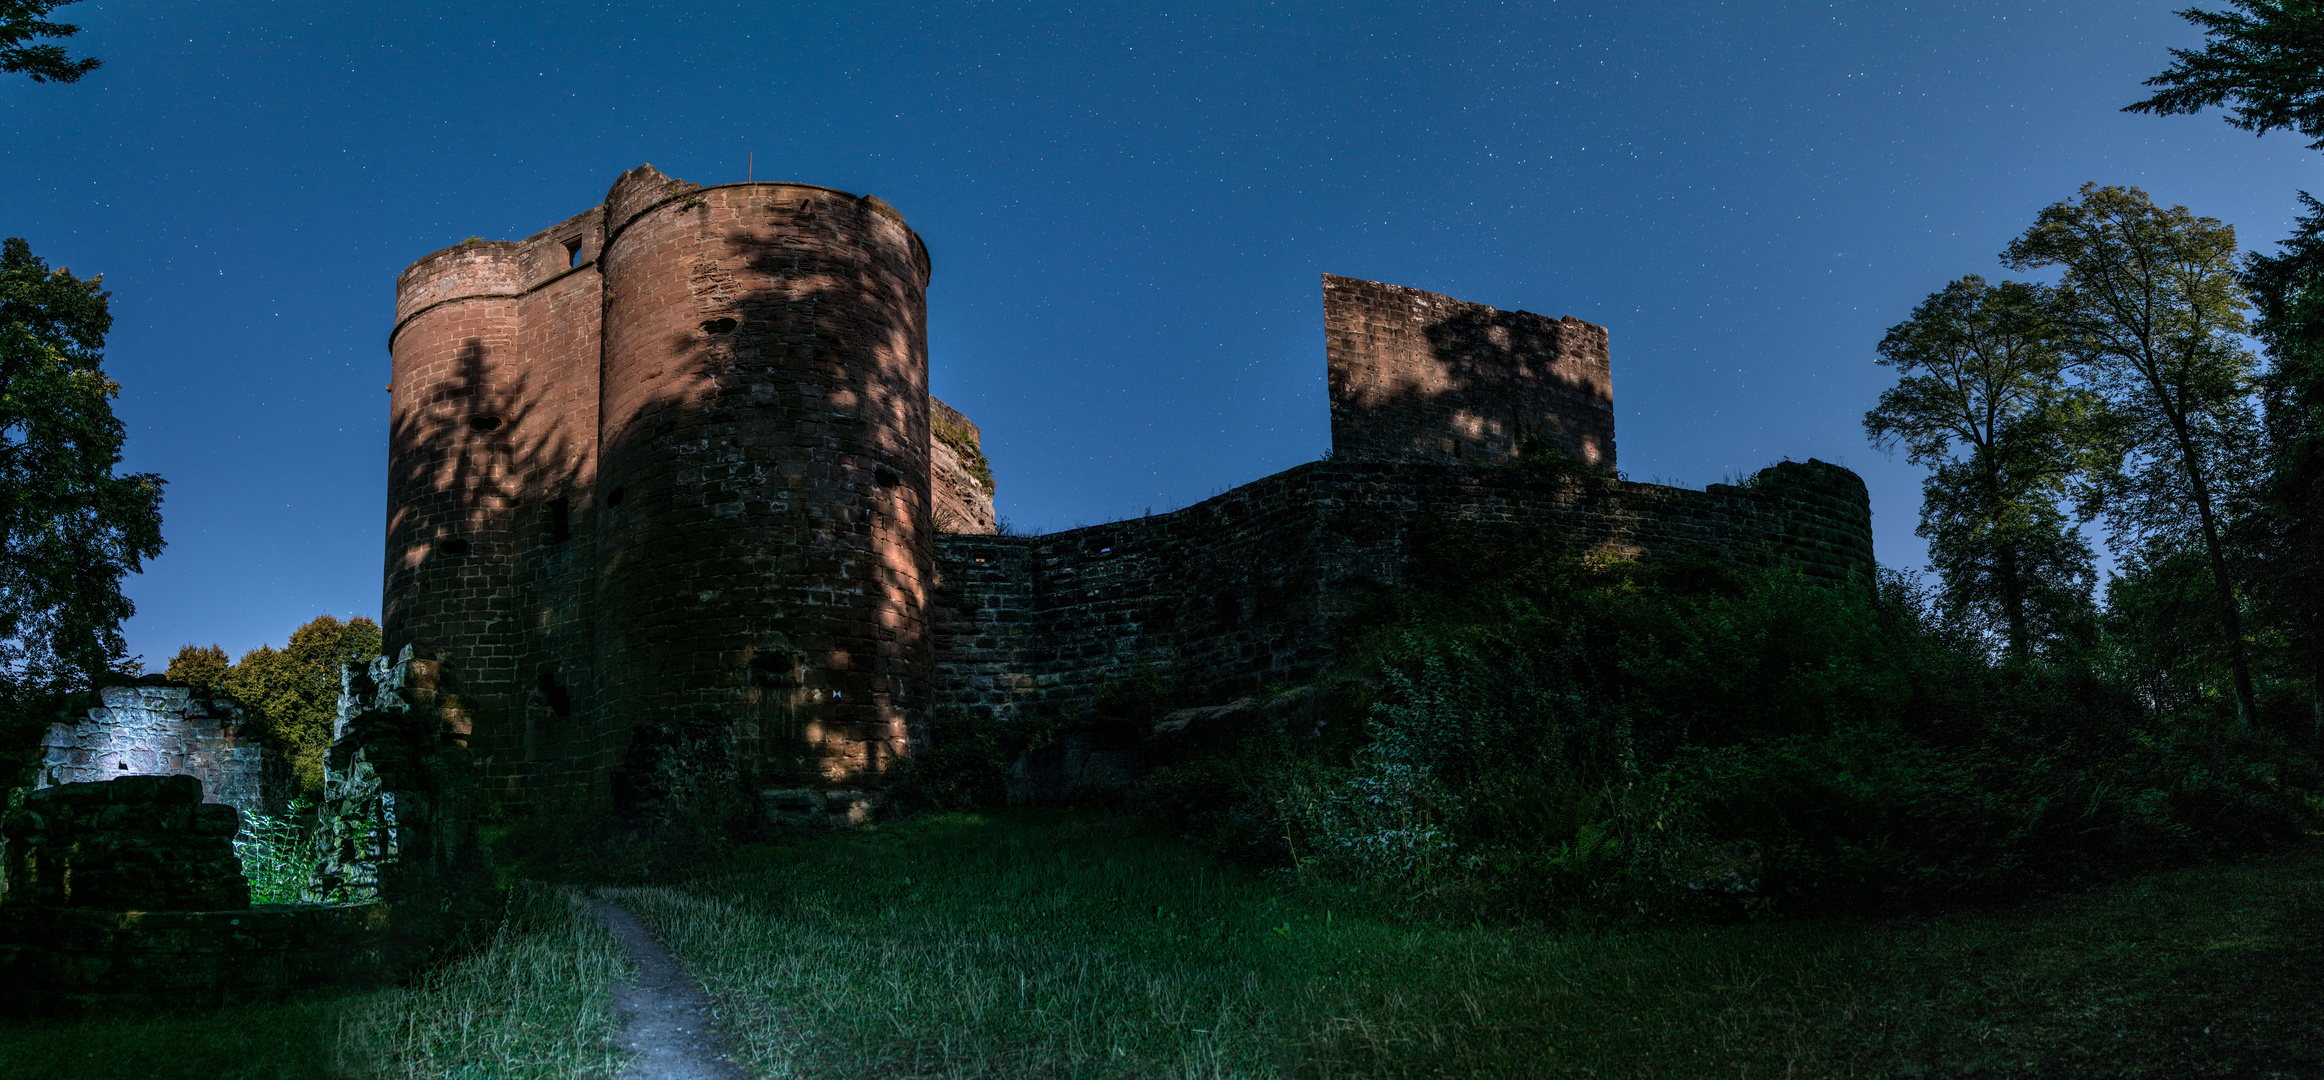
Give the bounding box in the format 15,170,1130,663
594,165,934,789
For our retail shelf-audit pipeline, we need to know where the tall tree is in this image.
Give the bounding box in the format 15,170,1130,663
0,0,99,83
164,643,230,690
2004,184,2263,723
2239,192,2324,734
1866,276,2101,661
221,615,382,796
2126,1,2324,149
0,238,164,692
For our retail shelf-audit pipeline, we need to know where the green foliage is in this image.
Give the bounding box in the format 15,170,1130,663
0,0,100,84
2126,0,2324,149
164,642,229,690
2239,191,2324,732
1865,275,2103,660
0,237,165,694
220,614,383,797
232,801,321,904
600,811,2324,1078
1154,527,2317,922
2003,183,2266,721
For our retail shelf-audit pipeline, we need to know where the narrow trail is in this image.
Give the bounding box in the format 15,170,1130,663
589,900,751,1080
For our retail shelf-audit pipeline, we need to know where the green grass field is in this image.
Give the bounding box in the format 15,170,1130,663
3,812,2318,1078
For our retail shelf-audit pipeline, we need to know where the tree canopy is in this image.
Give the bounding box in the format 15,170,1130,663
2002,184,2262,722
2126,1,2324,149
191,615,382,797
1865,276,2101,660
0,238,165,693
0,0,99,83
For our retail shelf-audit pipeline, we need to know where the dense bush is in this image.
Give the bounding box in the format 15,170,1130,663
1153,528,2320,921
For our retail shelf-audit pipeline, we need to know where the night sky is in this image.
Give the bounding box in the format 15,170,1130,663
4,0,2315,666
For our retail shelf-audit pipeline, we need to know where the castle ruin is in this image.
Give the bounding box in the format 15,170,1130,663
382,165,1875,821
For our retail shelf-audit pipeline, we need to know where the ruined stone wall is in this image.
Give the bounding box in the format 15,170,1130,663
932,458,1872,723
35,686,289,819
3,776,248,911
1325,274,1615,468
931,396,997,535
387,206,607,814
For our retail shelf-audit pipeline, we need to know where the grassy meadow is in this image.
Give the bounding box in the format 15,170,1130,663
6,810,2317,1079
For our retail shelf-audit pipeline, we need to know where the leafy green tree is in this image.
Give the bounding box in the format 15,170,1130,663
2004,184,2264,722
0,0,100,83
0,238,164,693
221,615,382,796
2126,1,2324,149
164,643,229,690
1866,276,2101,662
2238,193,2324,735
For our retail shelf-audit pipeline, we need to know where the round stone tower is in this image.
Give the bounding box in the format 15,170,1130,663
382,240,530,744
593,166,934,788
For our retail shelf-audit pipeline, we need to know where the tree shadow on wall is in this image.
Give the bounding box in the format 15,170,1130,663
385,335,593,758
1336,301,1611,467
589,194,931,800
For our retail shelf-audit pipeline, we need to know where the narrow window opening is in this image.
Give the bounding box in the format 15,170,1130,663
547,497,571,544
536,668,572,717
441,538,470,556
874,466,901,488
116,761,127,770
701,316,738,335
469,415,504,433
563,237,584,267
607,487,626,508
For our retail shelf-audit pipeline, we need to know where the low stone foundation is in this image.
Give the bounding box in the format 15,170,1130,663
3,775,248,910
0,902,392,1014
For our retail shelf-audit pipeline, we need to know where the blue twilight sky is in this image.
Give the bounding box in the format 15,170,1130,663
2,0,2317,666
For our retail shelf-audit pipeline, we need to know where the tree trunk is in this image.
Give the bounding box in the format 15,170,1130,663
2178,432,2261,725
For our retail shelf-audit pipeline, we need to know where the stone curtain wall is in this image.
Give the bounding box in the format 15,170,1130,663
35,686,289,819
932,459,1872,723
1324,274,1616,468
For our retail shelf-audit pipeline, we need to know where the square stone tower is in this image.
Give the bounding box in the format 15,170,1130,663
1323,274,1615,468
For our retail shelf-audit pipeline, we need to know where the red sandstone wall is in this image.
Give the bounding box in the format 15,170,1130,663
1324,274,1615,468
932,460,1874,724
385,243,525,748
593,167,933,788
930,396,996,535
388,210,607,811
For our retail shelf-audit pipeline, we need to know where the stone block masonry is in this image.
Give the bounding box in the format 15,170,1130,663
1326,274,1615,468
378,169,1865,821
932,458,1872,725
35,685,290,822
2,775,248,911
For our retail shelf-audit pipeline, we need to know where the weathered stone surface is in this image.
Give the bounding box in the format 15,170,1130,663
34,685,288,821
2,776,250,911
309,647,488,906
931,397,997,535
1326,274,1615,468
934,458,1874,727
0,902,392,1014
384,166,949,818
374,170,1869,826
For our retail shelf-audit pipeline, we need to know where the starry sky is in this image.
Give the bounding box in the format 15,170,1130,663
4,0,2317,667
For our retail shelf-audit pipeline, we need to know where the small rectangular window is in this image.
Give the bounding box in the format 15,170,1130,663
548,497,571,544
563,237,585,267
